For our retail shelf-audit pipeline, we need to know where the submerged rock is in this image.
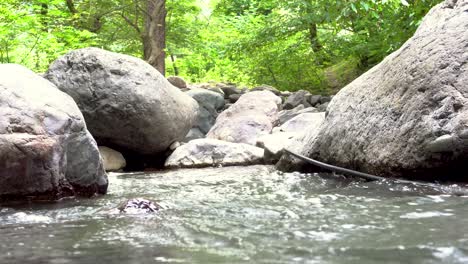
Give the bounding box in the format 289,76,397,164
207,91,282,145
0,64,108,200
165,138,264,168
45,48,198,156
118,198,164,214
278,0,468,181
99,146,126,172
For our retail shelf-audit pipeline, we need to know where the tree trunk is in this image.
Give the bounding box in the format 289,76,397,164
40,3,48,31
169,53,179,76
143,0,166,75
309,23,322,52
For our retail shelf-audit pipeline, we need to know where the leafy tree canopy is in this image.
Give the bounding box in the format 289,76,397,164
0,0,442,93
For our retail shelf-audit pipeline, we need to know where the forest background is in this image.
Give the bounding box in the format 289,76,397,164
0,0,442,94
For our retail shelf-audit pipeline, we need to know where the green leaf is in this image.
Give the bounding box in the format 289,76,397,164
351,3,358,13
361,1,370,11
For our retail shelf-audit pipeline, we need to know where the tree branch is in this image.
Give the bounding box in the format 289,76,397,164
120,13,141,34
65,0,78,14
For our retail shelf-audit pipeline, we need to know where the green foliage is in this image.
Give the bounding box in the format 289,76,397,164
198,0,442,92
0,0,96,71
0,0,443,93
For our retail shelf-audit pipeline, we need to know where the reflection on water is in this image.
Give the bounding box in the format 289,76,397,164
1,165,468,263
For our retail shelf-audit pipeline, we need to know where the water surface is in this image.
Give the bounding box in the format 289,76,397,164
1,165,468,263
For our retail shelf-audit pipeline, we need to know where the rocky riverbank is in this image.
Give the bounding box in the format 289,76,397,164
0,0,466,201
0,47,329,201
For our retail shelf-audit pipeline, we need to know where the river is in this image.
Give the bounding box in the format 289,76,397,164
1,165,468,263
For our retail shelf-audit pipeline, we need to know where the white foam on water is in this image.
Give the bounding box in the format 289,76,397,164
400,211,454,219
307,231,340,241
8,212,52,224
154,257,185,263
427,195,447,203
433,247,456,258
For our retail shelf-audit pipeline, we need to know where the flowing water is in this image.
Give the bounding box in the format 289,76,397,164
1,165,468,264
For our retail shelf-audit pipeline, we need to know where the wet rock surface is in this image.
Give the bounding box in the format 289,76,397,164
0,64,108,200
118,198,164,214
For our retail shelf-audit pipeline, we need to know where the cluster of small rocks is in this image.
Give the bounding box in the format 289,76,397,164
164,80,330,168
185,82,332,113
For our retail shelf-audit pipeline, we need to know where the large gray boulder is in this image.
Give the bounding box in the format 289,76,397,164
45,48,198,155
186,88,225,135
165,139,264,168
207,91,282,145
0,64,108,200
277,0,468,181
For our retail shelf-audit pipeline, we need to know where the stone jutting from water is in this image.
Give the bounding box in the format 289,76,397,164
45,48,198,156
207,91,282,145
165,138,264,168
277,0,468,180
0,64,108,200
118,198,164,214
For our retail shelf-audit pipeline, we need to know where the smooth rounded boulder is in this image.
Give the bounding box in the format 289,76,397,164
45,48,198,155
99,146,126,171
0,64,108,200
207,91,282,145
165,138,264,168
277,0,468,181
